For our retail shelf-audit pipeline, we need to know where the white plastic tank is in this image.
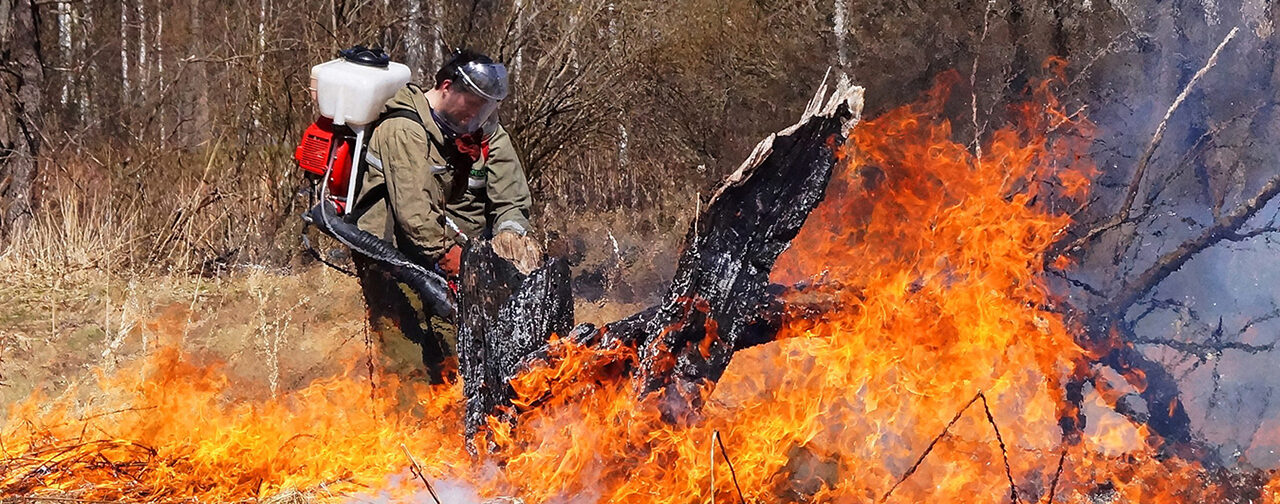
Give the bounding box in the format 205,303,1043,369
310,56,411,126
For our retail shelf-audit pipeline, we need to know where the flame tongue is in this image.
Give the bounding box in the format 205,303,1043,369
1,70,1258,503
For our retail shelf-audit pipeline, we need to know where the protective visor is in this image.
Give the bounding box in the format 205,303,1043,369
438,62,509,134
457,61,509,101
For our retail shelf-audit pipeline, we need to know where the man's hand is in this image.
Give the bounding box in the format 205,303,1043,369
437,245,462,278
492,231,543,275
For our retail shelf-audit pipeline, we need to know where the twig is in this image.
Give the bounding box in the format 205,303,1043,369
977,393,1019,504
1051,27,1240,261
969,0,997,159
77,406,158,423
879,392,1019,503
401,444,443,504
1110,26,1240,261
1043,446,1068,504
880,393,981,502
713,431,746,504
1131,335,1276,357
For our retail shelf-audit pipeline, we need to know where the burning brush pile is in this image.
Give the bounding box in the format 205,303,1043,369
3,69,1278,503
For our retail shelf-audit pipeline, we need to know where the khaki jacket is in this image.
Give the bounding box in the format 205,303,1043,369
353,84,532,265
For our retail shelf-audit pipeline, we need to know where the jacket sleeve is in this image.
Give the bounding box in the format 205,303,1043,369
485,125,533,235
371,118,449,264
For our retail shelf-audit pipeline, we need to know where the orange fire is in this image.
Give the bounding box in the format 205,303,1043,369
1,69,1260,502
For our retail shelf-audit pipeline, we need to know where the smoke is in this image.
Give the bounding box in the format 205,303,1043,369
1061,0,1280,469
344,462,603,504
346,472,489,504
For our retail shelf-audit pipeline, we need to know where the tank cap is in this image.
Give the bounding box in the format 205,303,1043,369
339,45,391,68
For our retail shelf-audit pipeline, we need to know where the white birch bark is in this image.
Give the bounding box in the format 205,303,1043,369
81,5,92,124
406,0,423,76
255,0,267,128
617,123,629,168
513,0,524,79
58,1,72,105
157,9,165,143
121,0,131,100
136,0,146,97
833,0,848,69
430,0,443,72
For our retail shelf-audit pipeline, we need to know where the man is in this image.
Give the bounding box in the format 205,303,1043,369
349,49,540,383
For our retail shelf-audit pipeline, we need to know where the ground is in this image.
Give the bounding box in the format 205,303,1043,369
0,209,680,423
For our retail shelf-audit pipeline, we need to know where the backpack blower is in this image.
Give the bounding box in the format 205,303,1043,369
294,46,456,320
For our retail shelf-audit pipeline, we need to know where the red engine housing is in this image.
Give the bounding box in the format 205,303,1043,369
294,117,354,211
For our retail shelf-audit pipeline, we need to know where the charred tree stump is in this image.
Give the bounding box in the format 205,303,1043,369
457,239,573,440
633,78,864,419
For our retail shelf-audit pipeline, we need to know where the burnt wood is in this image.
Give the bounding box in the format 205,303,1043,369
633,102,856,419
457,239,574,441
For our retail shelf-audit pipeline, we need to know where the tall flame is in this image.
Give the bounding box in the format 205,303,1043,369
2,68,1254,503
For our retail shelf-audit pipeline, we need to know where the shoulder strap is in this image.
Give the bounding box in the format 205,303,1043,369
377,107,424,129
344,107,428,223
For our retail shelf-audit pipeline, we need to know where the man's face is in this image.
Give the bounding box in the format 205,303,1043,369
435,80,498,134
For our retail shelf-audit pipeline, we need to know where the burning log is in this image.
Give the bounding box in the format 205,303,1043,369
456,75,865,432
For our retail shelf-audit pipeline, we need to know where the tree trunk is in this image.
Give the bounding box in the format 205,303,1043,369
405,0,423,76
57,0,71,107
136,0,147,99
633,77,863,420
120,0,131,102
185,0,210,144
0,0,45,241
429,0,443,71
833,0,848,69
457,239,574,443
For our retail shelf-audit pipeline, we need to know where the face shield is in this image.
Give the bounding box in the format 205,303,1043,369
435,61,509,135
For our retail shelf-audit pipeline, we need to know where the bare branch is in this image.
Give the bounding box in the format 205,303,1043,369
1132,336,1276,359
1050,27,1240,261
968,0,996,159
1104,173,1280,316
1109,26,1240,259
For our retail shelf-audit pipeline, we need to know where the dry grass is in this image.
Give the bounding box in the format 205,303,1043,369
0,189,140,288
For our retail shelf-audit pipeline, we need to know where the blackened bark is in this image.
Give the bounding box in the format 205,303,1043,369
0,0,44,240
457,239,574,441
631,80,864,419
